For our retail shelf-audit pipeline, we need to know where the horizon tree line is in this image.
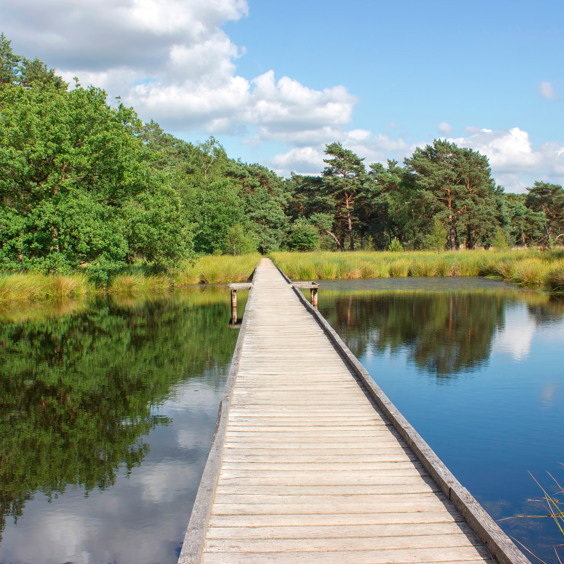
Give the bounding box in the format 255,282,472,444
1,33,563,273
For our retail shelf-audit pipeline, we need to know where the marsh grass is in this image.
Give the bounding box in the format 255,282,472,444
0,272,92,305
108,274,172,298
0,254,261,308
269,250,564,291
173,254,261,285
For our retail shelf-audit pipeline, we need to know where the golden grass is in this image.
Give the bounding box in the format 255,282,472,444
0,272,92,306
173,253,261,285
269,249,564,291
0,254,260,311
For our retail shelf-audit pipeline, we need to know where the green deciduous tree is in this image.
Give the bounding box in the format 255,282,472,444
289,219,320,251
0,79,190,270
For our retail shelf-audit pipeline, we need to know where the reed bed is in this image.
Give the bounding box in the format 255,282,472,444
173,253,261,285
269,249,564,291
0,253,261,308
108,273,172,298
0,272,92,306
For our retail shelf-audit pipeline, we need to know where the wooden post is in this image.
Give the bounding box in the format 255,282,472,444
310,287,318,309
231,290,237,325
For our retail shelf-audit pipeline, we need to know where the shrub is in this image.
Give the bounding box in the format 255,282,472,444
289,221,320,251
388,237,404,252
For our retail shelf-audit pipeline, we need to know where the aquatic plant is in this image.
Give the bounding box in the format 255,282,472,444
502,470,564,564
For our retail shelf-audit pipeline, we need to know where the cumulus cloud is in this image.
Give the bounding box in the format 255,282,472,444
539,80,559,100
1,0,361,145
4,2,563,186
267,132,411,177
267,147,326,177
452,127,564,192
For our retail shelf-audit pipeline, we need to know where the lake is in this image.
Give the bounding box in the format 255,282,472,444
0,279,562,563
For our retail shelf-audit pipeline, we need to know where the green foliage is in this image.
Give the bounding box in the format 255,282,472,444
492,227,510,249
222,224,258,255
289,220,320,251
423,218,448,251
525,181,564,247
1,36,564,281
405,139,498,250
388,237,404,252
0,78,190,271
190,180,245,254
322,142,367,250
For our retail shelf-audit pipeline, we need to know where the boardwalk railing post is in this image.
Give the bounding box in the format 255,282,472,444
230,289,237,325
310,287,318,309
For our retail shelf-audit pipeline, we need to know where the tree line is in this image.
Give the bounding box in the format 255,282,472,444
1,34,563,273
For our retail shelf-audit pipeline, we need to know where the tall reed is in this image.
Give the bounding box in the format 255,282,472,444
269,249,564,291
173,254,261,285
0,272,92,306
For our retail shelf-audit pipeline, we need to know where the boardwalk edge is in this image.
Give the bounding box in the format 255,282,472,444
283,268,530,564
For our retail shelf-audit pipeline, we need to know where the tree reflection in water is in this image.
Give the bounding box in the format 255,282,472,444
0,289,239,540
320,290,564,377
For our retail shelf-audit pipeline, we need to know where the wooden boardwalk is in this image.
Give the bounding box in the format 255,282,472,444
179,259,529,564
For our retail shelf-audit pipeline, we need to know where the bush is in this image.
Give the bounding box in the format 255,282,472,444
222,224,258,256
289,221,320,251
492,227,510,249
388,237,404,252
423,218,447,252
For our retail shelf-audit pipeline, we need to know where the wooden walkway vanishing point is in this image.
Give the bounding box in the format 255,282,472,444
179,258,529,564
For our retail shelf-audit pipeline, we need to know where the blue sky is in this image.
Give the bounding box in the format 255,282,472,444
2,0,563,192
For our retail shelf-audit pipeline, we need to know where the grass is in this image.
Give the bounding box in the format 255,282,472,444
1,249,561,309
0,272,92,304
172,253,261,285
501,470,564,564
0,254,262,309
269,249,564,291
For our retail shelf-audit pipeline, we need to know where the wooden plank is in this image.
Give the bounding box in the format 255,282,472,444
207,512,464,527
200,547,493,563
205,521,474,539
203,534,487,552
215,483,440,495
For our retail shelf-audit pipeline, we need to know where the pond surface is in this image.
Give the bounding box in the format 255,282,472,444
0,288,243,564
317,278,564,563
0,279,563,563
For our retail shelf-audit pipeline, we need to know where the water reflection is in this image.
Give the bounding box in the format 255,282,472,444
0,288,240,563
319,285,563,379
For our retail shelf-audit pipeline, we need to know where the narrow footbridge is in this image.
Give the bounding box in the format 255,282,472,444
179,258,529,564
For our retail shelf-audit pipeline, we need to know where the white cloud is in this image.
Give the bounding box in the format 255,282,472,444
4,0,362,146
492,305,536,361
267,146,326,177
452,127,564,192
4,1,563,189
437,121,453,135
267,132,412,177
539,80,559,100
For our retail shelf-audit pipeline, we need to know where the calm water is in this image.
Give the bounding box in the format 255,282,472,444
0,288,243,564
0,279,563,563
318,278,564,563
